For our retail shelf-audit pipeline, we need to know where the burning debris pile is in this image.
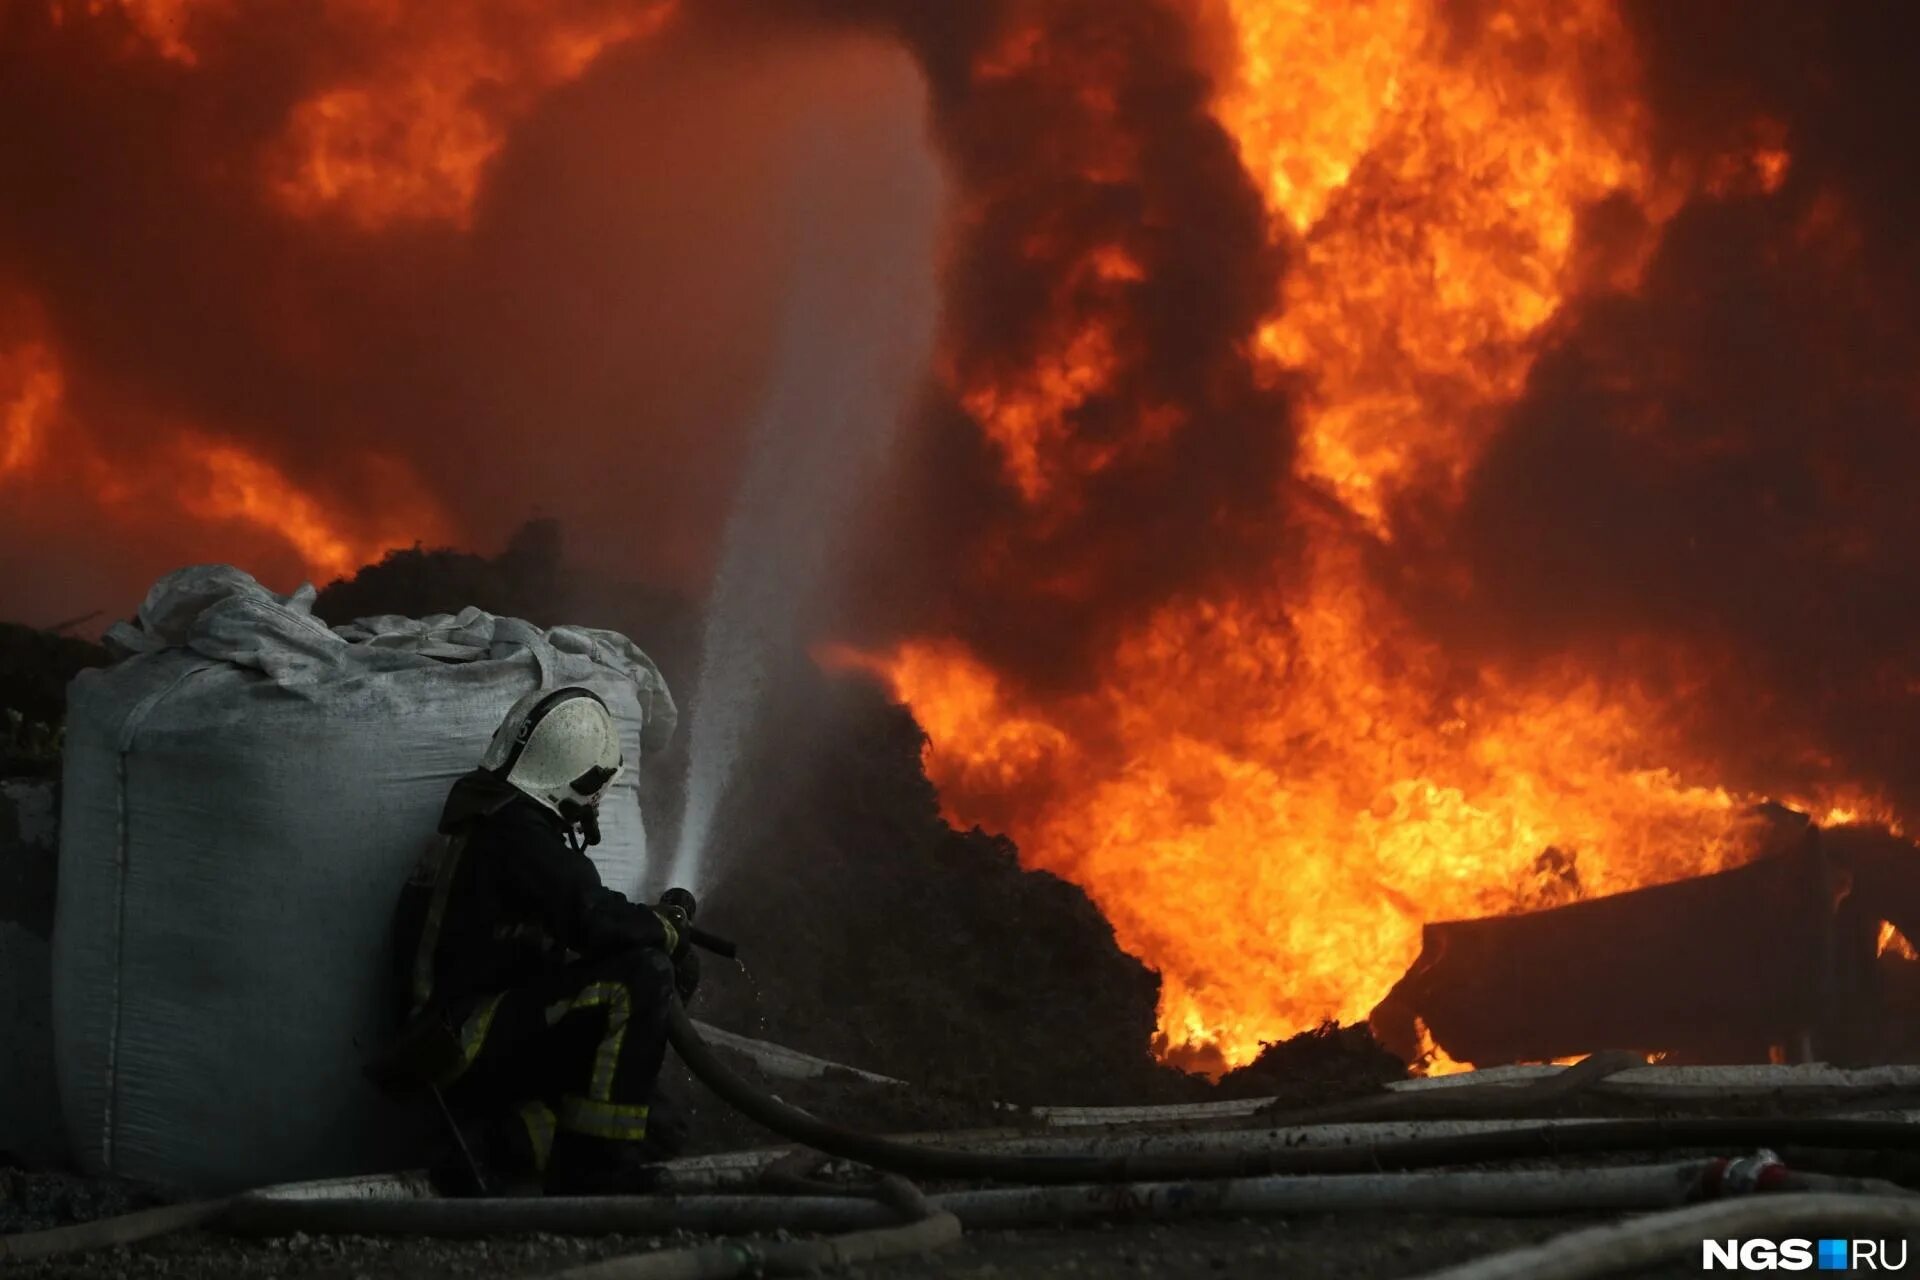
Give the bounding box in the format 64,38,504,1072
1376,811,1920,1072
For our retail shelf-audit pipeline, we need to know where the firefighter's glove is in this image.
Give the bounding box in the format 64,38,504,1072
652,904,691,959
651,904,699,1005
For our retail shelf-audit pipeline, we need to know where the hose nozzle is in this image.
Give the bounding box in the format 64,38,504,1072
657,886,737,960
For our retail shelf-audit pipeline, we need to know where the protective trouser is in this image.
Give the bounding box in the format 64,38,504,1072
437,946,678,1179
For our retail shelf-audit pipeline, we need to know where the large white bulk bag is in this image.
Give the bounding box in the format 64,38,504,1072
53,566,676,1192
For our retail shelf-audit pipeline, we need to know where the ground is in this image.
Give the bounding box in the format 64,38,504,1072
2,1212,1719,1280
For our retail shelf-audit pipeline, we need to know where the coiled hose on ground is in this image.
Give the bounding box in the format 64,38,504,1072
661,999,1920,1185
8,999,1920,1268
1409,1193,1920,1280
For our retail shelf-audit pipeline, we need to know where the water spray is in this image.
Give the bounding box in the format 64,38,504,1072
662,110,943,895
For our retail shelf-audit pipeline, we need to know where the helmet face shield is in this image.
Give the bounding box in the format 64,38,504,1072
569,760,621,804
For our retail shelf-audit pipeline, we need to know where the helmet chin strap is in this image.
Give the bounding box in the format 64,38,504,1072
559,801,602,848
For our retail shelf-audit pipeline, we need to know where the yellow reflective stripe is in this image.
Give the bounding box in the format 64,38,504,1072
434,991,504,1085
410,834,468,1015
553,980,631,1102
557,1095,649,1141
543,981,642,1140
519,1101,556,1173
460,993,503,1062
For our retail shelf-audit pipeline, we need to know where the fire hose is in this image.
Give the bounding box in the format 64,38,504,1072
1409,1193,1920,1280
11,887,1920,1268
8,1155,1906,1265
664,997,1920,1184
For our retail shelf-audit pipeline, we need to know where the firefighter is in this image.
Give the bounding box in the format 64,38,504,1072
384,686,695,1194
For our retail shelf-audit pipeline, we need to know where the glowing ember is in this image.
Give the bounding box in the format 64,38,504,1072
1878,922,1919,962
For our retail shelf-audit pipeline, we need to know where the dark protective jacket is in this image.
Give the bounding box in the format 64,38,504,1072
393,770,671,1020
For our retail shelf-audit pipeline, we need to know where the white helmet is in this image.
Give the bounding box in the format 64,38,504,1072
482,687,624,829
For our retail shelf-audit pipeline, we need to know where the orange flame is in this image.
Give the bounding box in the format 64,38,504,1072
0,343,62,482
865,0,1825,1070
1223,0,1665,530
268,1,679,230
959,319,1122,504
1411,1019,1475,1078
1704,119,1794,199
859,538,1784,1065
1,325,452,587
175,437,442,583
51,0,679,228
48,0,225,64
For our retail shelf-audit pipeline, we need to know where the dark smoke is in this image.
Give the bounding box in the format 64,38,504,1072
801,0,1296,691
0,3,937,622
4,1,1296,691
1417,3,1920,810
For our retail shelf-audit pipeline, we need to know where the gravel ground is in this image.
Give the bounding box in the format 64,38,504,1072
9,1139,1907,1279
0,1208,1741,1279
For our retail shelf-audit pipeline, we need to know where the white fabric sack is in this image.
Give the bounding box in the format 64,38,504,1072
54,565,676,1192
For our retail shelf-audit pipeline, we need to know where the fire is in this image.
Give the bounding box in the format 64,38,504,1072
267,1,679,230
22,0,1890,1076
957,243,1169,504
959,319,1122,505
176,437,442,583
63,0,679,228
1704,119,1794,199
1878,922,1919,963
1211,0,1421,235
48,0,222,63
818,641,1072,822
0,326,450,587
1221,0,1661,530
0,343,62,481
866,537,1772,1066
859,0,1828,1070
1411,1019,1474,1078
